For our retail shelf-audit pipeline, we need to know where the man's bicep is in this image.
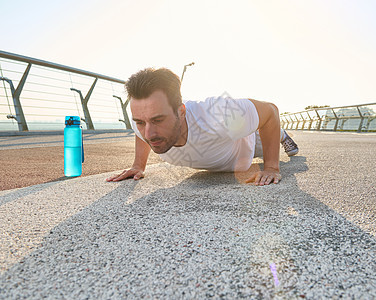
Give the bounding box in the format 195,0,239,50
248,98,278,129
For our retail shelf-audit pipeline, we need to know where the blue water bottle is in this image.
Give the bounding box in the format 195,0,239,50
64,116,84,177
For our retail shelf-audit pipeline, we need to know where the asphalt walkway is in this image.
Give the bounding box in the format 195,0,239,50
0,131,375,299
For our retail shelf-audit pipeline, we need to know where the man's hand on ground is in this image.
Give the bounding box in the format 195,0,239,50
245,169,281,186
106,167,145,182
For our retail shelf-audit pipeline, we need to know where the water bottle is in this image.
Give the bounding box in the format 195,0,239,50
64,116,84,177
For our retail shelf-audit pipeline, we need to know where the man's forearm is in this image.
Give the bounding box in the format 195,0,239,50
259,104,280,171
133,135,151,170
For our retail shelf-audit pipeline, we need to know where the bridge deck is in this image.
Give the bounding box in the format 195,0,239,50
0,131,375,298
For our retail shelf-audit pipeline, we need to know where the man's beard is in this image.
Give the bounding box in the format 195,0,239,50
146,117,181,154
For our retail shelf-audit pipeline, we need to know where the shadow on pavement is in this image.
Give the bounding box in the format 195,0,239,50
1,156,375,299
0,177,79,207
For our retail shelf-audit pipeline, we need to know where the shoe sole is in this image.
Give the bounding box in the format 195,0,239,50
287,149,299,156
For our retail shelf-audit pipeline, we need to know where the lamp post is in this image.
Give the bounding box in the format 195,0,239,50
181,62,195,83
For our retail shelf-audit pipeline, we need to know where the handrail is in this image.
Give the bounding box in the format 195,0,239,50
0,50,125,84
0,50,131,132
282,102,376,116
280,102,376,132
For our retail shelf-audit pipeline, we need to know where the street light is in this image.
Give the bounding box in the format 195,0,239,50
181,62,195,83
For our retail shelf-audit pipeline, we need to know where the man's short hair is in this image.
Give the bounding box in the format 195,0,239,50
126,68,182,114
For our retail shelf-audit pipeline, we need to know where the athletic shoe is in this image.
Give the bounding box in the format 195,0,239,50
281,131,299,156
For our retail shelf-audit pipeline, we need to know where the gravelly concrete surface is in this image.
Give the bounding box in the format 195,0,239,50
0,131,375,299
0,131,163,190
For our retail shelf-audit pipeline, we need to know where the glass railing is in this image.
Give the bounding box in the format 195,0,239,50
280,103,376,132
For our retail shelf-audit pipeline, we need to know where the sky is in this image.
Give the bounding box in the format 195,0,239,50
1,0,376,114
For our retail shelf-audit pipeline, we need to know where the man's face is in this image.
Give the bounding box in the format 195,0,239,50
131,90,185,154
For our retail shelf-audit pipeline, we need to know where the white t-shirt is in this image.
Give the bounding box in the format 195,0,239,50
132,97,259,172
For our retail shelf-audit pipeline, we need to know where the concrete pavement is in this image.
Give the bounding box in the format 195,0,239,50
0,131,375,299
0,131,163,190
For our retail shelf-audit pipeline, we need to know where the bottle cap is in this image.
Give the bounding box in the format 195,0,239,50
65,116,81,126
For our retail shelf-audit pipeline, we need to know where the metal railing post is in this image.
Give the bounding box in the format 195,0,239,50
365,117,375,132
306,111,313,130
339,119,348,131
332,108,339,131
70,77,97,130
288,115,295,130
285,115,290,129
315,109,322,130
113,95,131,129
356,106,364,133
0,63,31,131
280,116,286,129
294,114,300,130
300,113,306,130
285,116,290,129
